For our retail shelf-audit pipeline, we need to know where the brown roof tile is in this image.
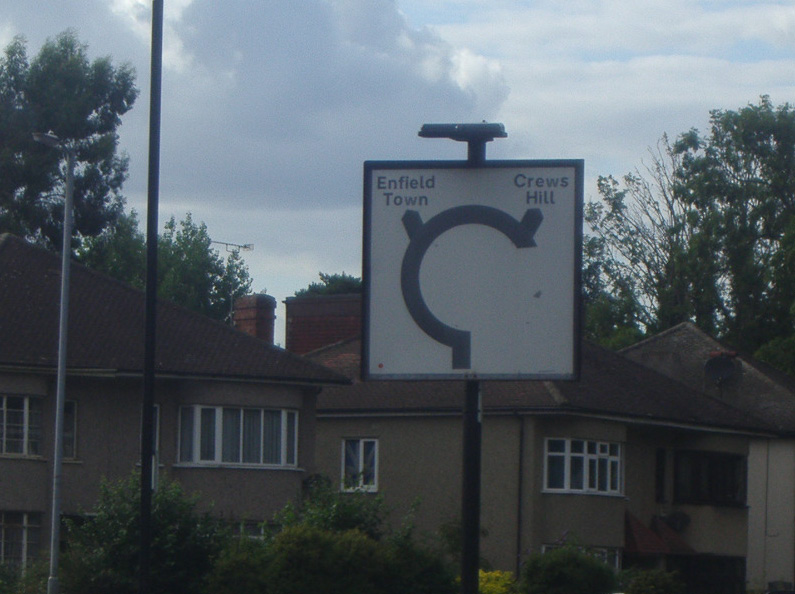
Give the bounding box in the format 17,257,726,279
0,234,348,385
309,336,774,433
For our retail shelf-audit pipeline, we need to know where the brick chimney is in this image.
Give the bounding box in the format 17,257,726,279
284,293,361,354
233,293,276,344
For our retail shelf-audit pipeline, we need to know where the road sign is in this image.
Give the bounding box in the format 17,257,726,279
363,159,583,380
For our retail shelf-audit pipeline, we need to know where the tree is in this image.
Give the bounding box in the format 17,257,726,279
674,96,795,356
78,211,253,324
60,473,227,594
294,272,362,297
0,30,137,251
587,97,795,369
584,134,718,345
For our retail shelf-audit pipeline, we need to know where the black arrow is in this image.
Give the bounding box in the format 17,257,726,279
400,205,543,369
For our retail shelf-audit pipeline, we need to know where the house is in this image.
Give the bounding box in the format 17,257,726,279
622,322,795,592
0,234,348,567
271,293,778,594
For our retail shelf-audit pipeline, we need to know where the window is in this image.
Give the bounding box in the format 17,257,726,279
342,438,378,492
0,396,42,456
0,512,41,567
674,450,746,506
544,438,622,495
178,406,298,466
229,520,266,539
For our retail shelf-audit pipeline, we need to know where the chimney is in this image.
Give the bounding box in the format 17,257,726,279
284,293,362,354
233,293,276,344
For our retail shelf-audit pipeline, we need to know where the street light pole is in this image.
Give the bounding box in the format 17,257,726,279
33,132,75,594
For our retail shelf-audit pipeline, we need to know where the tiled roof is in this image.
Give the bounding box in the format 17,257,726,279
622,322,795,433
0,234,348,385
309,336,775,433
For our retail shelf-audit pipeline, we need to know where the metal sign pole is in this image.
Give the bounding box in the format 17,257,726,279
417,124,505,594
461,379,482,594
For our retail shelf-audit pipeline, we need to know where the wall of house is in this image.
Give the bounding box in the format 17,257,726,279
625,426,749,559
747,438,795,591
0,373,51,518
167,379,316,521
316,410,755,578
530,417,627,556
1,371,317,562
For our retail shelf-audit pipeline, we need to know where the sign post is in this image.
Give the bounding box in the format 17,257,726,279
362,124,583,594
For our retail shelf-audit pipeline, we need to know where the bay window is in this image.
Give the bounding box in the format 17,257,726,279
179,406,298,467
544,438,622,495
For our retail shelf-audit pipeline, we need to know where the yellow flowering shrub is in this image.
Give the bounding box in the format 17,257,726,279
479,569,519,594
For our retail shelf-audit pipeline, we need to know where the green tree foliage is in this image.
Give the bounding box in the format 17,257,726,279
519,546,617,594
275,475,386,540
585,134,721,346
207,476,456,594
59,473,227,594
588,97,795,370
78,211,253,324
674,96,795,358
0,30,137,250
294,271,362,297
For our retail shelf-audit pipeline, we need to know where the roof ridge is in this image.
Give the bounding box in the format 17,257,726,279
619,321,697,353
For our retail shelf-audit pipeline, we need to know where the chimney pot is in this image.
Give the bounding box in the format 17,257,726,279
234,293,276,345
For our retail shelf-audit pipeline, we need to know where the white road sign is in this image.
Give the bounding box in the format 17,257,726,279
363,160,583,380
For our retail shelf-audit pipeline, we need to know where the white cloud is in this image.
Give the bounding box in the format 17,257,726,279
2,0,793,313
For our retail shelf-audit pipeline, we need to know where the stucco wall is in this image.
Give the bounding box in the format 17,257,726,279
747,438,795,591
1,371,316,557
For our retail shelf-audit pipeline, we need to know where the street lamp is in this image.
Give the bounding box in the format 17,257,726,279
32,131,75,594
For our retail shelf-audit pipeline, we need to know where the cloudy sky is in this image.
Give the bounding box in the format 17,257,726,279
2,0,794,344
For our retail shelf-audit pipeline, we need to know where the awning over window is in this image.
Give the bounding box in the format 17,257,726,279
625,512,696,555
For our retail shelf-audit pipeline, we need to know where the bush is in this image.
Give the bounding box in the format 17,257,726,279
60,472,227,594
0,564,19,594
479,569,519,594
622,568,685,594
520,546,617,594
275,475,386,540
264,525,386,594
205,537,272,594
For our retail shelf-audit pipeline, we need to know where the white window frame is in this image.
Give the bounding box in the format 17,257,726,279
178,406,298,468
0,395,43,457
0,511,42,568
544,437,623,496
341,438,379,493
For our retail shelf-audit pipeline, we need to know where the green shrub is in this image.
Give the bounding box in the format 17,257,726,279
275,475,386,540
8,560,48,594
382,538,457,594
622,568,685,594
60,472,227,594
0,564,19,594
479,569,519,594
205,537,272,594
265,525,385,594
520,546,617,594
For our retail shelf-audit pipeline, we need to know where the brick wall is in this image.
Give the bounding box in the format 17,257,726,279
284,293,362,354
